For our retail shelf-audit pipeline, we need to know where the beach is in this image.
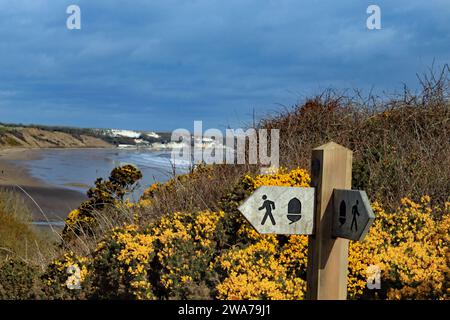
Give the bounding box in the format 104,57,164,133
0,147,185,223
0,148,87,222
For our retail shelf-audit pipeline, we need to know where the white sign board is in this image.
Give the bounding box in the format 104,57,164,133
238,186,315,235
332,189,375,241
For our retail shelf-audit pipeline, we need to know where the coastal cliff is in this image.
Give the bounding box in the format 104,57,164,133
0,126,111,149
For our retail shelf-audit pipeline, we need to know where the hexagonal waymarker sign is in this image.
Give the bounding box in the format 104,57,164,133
332,189,375,241
238,186,315,235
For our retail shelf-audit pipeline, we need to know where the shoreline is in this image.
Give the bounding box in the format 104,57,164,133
0,148,47,187
0,147,88,221
0,146,121,185
0,146,178,222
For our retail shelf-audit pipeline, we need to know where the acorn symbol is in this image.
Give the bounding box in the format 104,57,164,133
287,198,302,224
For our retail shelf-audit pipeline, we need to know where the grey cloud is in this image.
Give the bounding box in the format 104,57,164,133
0,0,449,130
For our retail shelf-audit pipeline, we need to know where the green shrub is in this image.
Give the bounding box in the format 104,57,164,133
62,165,142,242
0,258,41,299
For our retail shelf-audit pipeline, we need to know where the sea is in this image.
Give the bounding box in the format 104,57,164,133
13,148,191,201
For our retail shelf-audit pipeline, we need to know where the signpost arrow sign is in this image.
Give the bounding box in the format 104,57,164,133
332,189,375,241
238,186,315,235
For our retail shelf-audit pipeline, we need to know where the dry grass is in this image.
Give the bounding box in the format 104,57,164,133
261,67,450,208
0,189,54,268
139,164,256,224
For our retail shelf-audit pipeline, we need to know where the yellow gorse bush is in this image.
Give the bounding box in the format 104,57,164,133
93,224,156,299
46,166,449,300
62,165,142,241
214,235,307,300
64,208,95,231
151,210,224,294
73,209,226,299
347,196,449,299
243,167,311,189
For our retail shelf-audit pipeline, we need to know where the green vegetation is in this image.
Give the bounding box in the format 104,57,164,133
0,122,99,137
0,258,42,299
0,189,52,262
0,123,104,148
0,189,55,299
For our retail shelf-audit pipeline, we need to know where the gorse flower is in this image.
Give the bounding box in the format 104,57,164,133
46,166,449,300
92,224,155,299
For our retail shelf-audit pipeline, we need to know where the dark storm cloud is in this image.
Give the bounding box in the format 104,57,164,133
0,0,449,130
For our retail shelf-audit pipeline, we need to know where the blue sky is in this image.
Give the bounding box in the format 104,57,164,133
0,1,449,131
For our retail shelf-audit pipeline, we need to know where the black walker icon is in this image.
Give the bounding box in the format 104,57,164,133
350,200,360,232
259,195,276,225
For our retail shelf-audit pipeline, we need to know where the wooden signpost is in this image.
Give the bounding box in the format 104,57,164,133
237,142,376,300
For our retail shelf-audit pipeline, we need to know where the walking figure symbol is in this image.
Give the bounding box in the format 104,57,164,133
259,195,276,225
350,200,360,231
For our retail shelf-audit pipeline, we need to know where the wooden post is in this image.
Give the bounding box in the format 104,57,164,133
306,142,353,300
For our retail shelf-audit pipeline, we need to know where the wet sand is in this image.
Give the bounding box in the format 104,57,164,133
0,148,87,221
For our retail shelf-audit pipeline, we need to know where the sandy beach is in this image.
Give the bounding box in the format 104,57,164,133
0,148,87,221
